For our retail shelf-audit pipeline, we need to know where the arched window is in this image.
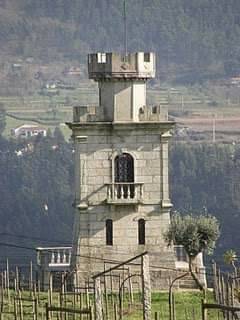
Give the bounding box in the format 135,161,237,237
138,219,145,245
115,153,134,182
114,153,134,198
106,219,113,245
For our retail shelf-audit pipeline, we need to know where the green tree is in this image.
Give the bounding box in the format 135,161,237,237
165,212,220,290
53,126,65,144
223,249,238,275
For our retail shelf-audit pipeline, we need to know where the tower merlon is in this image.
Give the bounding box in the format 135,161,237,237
88,52,155,80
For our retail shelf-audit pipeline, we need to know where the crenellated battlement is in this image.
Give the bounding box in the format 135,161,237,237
88,52,155,80
73,104,169,123
138,105,168,121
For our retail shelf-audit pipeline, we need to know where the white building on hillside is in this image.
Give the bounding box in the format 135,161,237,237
11,124,47,138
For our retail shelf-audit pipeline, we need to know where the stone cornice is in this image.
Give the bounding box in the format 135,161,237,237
66,121,175,133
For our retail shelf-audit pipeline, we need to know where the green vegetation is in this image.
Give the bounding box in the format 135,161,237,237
119,291,219,319
165,213,220,258
0,290,218,320
1,290,58,320
0,134,74,265
170,142,240,261
223,249,238,274
151,291,218,320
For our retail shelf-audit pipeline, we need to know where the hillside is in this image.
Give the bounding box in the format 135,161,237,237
0,0,240,83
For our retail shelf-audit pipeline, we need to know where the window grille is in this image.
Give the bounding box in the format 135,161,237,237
114,153,134,198
114,153,134,183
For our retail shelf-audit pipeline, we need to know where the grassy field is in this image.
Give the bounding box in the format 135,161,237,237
122,291,222,320
0,290,223,320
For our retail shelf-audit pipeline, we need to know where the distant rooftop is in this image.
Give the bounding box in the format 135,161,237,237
12,124,47,138
14,124,45,131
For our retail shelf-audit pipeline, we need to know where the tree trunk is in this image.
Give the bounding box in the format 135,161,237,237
189,256,205,292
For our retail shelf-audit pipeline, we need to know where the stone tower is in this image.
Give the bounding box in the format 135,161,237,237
67,52,175,284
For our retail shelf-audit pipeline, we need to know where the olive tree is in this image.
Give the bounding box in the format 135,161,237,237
165,212,220,290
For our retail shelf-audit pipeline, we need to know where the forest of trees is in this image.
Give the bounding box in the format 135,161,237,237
0,131,74,266
0,0,240,82
170,142,240,261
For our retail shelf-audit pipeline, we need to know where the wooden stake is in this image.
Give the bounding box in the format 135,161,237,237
172,292,176,320
128,268,133,305
30,261,33,294
201,299,207,320
6,259,10,308
212,261,218,302
34,298,38,320
19,292,23,320
154,311,159,320
103,273,109,320
114,303,118,320
14,297,17,320
94,277,103,320
16,266,19,292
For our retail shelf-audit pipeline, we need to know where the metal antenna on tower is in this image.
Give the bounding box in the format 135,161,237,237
123,0,127,57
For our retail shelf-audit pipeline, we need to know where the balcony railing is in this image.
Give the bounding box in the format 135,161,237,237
106,183,144,204
36,247,72,270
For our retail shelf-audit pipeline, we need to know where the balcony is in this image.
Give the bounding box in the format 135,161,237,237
106,183,144,205
36,247,72,271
